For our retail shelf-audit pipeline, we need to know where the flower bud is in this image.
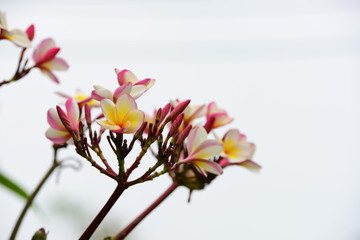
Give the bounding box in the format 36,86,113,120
166,99,190,122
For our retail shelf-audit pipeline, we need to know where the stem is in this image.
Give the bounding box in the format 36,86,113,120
79,183,126,240
9,149,61,240
114,182,178,240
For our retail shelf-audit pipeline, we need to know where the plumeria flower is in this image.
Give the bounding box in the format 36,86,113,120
204,102,233,132
32,38,69,83
179,126,223,175
0,11,31,48
97,94,145,133
116,69,155,98
219,129,260,172
45,98,80,144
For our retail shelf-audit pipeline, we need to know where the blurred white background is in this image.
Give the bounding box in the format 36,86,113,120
1,0,360,239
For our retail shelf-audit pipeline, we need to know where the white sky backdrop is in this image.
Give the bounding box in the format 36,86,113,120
1,0,360,239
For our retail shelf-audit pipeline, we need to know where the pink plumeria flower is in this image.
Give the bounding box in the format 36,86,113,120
204,102,233,132
97,94,145,133
219,129,260,172
116,69,155,99
45,98,80,144
32,38,69,83
179,126,223,175
0,11,31,48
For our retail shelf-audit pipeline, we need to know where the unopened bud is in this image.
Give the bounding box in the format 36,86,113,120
176,125,192,145
32,228,47,240
56,106,72,133
167,99,190,122
203,116,215,133
84,104,92,127
134,121,147,139
160,103,171,122
168,113,184,137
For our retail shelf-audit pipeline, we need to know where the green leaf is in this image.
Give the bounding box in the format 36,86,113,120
0,171,29,200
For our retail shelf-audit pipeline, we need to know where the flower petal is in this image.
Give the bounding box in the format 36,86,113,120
135,78,155,90
40,69,60,83
122,109,145,133
42,57,69,71
33,38,56,62
92,85,113,101
187,126,208,155
129,85,146,99
113,82,132,102
115,94,137,123
192,159,223,175
100,99,116,124
65,98,79,130
191,140,223,159
2,29,31,48
117,69,138,85
96,120,120,131
45,127,70,144
47,108,65,131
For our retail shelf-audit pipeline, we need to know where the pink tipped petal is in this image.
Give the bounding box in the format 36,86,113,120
115,94,137,123
123,109,145,133
192,140,223,159
135,78,155,90
3,29,31,48
65,98,80,130
187,127,208,154
41,69,59,83
192,159,223,175
100,99,116,123
33,38,56,62
117,69,138,85
42,57,69,71
47,108,65,131
113,82,132,101
25,24,35,41
36,47,60,65
45,128,70,144
92,85,113,101
238,160,261,172
129,85,147,99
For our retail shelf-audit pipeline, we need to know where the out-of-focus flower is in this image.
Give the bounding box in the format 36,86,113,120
179,126,223,175
116,69,155,99
97,94,144,133
32,38,69,83
0,11,31,48
56,90,98,107
219,129,260,172
204,102,233,132
45,98,79,144
25,24,35,41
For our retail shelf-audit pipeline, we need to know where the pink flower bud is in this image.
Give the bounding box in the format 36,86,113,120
167,99,190,122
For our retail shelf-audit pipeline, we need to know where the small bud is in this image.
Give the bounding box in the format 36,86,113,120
134,121,147,139
203,115,215,133
168,113,184,137
167,99,190,122
160,103,171,122
176,125,192,145
25,24,35,41
56,106,72,133
32,228,47,240
84,104,92,127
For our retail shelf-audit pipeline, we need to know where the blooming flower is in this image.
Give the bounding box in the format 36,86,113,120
32,38,69,83
45,98,80,144
97,94,144,133
56,90,98,107
0,11,31,48
116,69,155,99
179,126,223,175
204,102,233,132
219,129,260,171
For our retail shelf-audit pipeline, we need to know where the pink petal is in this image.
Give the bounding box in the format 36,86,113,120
135,78,155,90
113,82,132,102
45,127,70,144
117,69,138,85
129,85,146,99
41,57,69,71
191,140,223,159
33,38,56,62
92,85,113,101
47,108,66,131
187,126,207,155
65,98,80,130
40,69,60,83
25,24,35,41
35,47,60,65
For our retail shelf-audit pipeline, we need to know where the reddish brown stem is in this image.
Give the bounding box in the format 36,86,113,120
114,182,179,240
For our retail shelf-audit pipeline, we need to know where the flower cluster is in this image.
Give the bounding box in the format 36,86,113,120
0,11,68,86
45,69,260,192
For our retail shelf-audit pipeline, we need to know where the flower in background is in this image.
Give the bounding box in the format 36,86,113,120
179,126,223,175
219,129,260,172
45,98,79,144
204,102,233,132
0,11,31,48
32,38,69,83
56,90,98,107
171,100,206,131
97,94,144,133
